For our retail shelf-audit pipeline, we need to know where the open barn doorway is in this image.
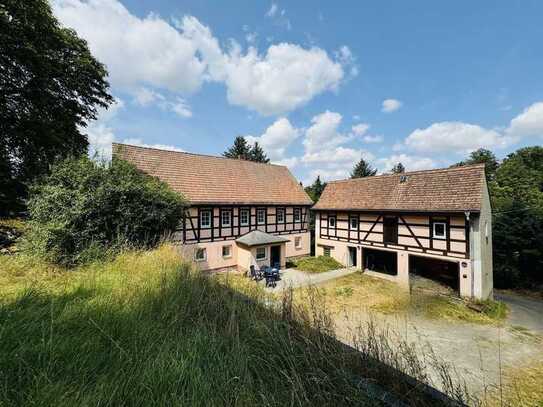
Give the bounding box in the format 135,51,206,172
409,255,459,295
363,248,398,276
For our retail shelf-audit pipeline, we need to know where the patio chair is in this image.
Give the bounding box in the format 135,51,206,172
273,262,281,271
265,273,277,288
250,265,263,281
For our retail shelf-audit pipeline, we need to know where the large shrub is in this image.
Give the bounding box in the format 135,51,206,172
24,157,186,265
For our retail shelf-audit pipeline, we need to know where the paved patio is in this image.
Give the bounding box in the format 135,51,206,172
260,267,358,292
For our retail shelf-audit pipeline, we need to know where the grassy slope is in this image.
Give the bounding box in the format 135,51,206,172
298,273,507,325
0,246,380,407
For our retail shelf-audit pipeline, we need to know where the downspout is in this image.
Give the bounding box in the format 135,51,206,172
465,211,474,298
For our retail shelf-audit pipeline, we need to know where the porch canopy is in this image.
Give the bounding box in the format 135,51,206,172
235,230,289,247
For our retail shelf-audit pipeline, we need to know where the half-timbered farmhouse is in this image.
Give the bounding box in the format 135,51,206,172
312,164,493,299
113,143,313,272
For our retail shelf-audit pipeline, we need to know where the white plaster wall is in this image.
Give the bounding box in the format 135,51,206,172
470,177,494,300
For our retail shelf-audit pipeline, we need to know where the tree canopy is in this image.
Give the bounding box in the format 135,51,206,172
455,146,543,289
223,136,270,163
452,148,499,180
304,176,327,202
351,158,377,178
0,0,113,216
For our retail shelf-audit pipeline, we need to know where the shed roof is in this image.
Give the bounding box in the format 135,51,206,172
235,230,290,247
112,143,312,206
312,164,486,213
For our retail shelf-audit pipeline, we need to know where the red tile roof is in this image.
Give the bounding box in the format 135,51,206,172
112,143,312,206
313,164,486,212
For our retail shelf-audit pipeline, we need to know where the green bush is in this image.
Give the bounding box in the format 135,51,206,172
24,157,186,265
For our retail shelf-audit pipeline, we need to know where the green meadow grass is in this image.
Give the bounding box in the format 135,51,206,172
0,246,381,406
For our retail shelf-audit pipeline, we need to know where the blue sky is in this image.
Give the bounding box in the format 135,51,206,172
53,0,543,184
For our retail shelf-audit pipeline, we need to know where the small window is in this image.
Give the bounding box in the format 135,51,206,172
433,222,447,239
294,208,301,222
256,247,266,260
350,216,358,229
276,208,285,223
257,209,266,225
222,245,232,258
194,248,206,261
323,247,331,257
200,210,211,228
240,209,249,226
295,236,302,248
221,210,231,227
328,216,336,228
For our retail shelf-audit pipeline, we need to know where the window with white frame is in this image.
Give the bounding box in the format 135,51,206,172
350,216,358,229
328,216,336,228
294,208,301,222
295,236,302,248
433,222,447,239
194,248,206,261
276,208,285,223
200,210,211,228
240,209,249,226
256,247,266,260
257,209,266,224
222,245,232,258
221,210,231,227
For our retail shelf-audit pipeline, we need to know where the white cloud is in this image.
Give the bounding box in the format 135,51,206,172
54,1,352,117
351,123,370,136
86,98,124,159
404,121,511,154
363,134,384,143
376,154,437,173
132,88,192,118
246,117,300,159
167,98,193,118
507,102,543,138
245,32,258,44
303,111,352,153
266,3,278,18
273,157,299,168
121,138,185,152
219,43,344,115
53,0,205,94
381,98,403,113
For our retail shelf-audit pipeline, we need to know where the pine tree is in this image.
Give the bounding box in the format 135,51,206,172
391,162,405,174
223,136,251,160
304,175,327,202
351,158,377,178
249,142,270,163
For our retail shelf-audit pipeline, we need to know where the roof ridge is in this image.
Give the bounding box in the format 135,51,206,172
112,142,287,169
327,163,485,184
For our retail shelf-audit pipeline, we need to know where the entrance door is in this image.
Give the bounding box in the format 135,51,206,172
348,246,357,267
270,245,281,269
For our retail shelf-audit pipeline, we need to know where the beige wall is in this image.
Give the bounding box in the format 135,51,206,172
177,206,310,242
182,231,309,272
236,243,287,272
317,211,468,258
315,212,482,299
